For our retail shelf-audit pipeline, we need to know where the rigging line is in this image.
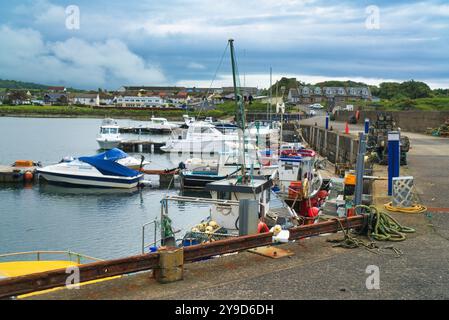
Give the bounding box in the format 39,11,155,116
197,42,230,119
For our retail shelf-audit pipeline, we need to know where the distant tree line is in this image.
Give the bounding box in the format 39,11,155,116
370,80,433,99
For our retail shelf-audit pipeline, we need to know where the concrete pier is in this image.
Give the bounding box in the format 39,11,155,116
0,165,37,183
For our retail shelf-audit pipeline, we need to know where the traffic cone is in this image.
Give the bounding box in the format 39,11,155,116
345,122,349,134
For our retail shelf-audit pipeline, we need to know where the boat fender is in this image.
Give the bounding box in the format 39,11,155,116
257,221,270,233
24,171,34,182
217,205,232,216
271,225,282,236
208,221,219,229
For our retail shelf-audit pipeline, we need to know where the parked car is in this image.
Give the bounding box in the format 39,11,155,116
309,103,324,109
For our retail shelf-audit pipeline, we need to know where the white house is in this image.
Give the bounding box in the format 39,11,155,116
70,93,100,106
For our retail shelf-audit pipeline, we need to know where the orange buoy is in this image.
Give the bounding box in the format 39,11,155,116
24,171,34,182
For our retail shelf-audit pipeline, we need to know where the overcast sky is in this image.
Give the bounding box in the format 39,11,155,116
0,0,448,90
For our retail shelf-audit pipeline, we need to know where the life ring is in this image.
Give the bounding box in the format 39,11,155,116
216,205,232,216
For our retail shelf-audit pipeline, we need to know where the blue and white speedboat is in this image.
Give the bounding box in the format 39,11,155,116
37,149,144,189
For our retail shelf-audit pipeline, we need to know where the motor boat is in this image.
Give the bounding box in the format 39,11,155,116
160,121,241,154
147,116,179,133
96,118,122,150
179,150,278,189
37,149,144,189
60,149,150,170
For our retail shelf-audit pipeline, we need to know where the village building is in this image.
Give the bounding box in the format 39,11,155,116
43,93,69,105
114,95,166,108
69,93,100,106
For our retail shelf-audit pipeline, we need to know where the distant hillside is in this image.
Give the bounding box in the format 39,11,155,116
0,79,50,90
0,79,87,93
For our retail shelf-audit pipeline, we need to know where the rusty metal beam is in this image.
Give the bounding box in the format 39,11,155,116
0,253,160,299
0,216,363,299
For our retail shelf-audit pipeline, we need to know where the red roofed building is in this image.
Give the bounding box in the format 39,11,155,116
47,86,67,93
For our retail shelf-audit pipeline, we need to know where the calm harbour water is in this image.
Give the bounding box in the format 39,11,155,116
0,117,211,260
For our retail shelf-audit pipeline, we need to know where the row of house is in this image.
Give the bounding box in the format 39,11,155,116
1,85,261,108
287,86,372,104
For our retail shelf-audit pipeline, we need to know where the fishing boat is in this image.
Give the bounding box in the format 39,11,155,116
141,40,300,252
37,149,144,189
96,118,122,150
179,150,278,189
147,116,179,133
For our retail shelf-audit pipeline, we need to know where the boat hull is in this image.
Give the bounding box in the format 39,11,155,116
180,172,225,189
96,139,121,150
38,171,143,189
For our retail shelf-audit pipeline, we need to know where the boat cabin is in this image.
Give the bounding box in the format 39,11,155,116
205,177,273,232
100,126,119,135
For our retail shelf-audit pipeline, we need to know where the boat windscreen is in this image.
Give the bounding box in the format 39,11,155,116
90,148,128,161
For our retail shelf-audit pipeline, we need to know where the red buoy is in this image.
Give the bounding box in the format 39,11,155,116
24,171,34,182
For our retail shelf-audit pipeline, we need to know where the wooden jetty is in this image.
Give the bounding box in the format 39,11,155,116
140,168,179,187
119,140,166,153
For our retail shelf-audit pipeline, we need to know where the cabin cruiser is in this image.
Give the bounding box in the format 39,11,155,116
37,149,144,188
96,118,122,150
160,121,241,154
148,116,179,133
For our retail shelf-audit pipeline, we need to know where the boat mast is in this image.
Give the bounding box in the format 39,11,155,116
229,39,247,181
269,67,272,121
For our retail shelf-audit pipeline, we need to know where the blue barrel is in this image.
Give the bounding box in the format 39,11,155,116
364,118,370,134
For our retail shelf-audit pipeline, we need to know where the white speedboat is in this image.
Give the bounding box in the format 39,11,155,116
60,149,150,170
96,118,122,150
148,116,179,133
37,149,144,189
160,121,241,154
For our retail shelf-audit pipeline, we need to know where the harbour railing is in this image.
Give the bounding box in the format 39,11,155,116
0,216,364,299
0,251,103,264
141,220,160,254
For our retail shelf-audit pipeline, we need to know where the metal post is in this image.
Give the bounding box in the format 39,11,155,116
141,225,145,254
388,131,400,196
154,220,157,248
324,130,328,157
364,118,370,134
354,132,367,206
335,134,340,163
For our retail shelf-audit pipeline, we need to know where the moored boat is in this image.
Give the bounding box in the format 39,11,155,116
96,118,122,150
147,116,179,133
37,149,144,189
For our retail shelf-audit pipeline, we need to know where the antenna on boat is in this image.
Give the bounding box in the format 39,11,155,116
229,39,247,183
